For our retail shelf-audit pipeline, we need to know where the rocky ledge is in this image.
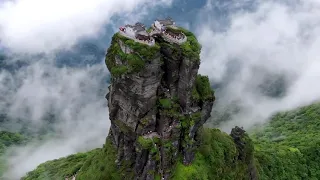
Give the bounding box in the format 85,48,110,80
105,27,215,180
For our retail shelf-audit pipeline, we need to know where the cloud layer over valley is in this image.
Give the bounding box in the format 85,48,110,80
2,0,320,178
0,0,172,179
197,0,320,131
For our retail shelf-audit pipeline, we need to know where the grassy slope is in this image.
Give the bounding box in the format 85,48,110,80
22,102,320,180
22,149,99,180
22,139,120,180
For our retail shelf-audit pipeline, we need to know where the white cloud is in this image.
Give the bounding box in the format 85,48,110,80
197,0,320,131
0,0,173,179
1,59,111,179
3,119,109,179
0,0,172,53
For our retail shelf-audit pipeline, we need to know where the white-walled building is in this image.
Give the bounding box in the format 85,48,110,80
153,17,176,31
119,22,148,38
151,17,187,44
119,22,155,46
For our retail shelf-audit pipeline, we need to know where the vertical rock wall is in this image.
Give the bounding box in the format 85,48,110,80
105,30,214,180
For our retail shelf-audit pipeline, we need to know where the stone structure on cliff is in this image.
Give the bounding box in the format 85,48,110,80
105,25,214,180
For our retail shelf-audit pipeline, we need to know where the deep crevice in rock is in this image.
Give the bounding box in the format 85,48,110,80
105,28,214,179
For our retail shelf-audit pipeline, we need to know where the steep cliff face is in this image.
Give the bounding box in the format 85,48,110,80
105,29,214,179
19,25,320,180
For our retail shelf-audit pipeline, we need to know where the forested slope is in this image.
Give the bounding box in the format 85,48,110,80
23,102,320,180
252,103,320,179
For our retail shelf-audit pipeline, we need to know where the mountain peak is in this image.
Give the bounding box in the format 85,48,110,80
104,23,214,179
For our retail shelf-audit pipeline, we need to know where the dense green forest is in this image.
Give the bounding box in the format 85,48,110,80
21,102,320,179
252,103,320,179
22,128,253,180
0,131,26,176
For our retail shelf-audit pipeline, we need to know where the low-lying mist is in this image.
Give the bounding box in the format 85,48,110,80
1,0,320,179
0,0,173,179
198,0,320,131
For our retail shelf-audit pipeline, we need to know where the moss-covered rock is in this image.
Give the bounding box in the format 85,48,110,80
166,27,202,61
172,128,251,180
105,33,161,77
137,136,154,150
193,75,215,101
158,98,172,109
156,26,201,65
179,112,201,149
114,119,133,134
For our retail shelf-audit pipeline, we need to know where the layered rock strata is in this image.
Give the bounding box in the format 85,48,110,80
105,28,214,180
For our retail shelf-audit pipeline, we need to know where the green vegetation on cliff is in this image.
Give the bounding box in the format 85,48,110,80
173,128,250,180
76,139,120,180
179,112,201,147
117,33,160,59
158,98,172,109
105,33,160,77
166,27,201,60
23,102,320,180
114,119,133,134
21,24,320,179
173,102,320,179
23,128,253,180
192,75,215,101
106,26,203,78
137,136,160,150
179,28,201,60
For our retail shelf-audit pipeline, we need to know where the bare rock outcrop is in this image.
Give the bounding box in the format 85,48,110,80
230,126,258,180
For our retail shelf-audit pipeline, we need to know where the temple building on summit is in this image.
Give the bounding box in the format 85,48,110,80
119,22,155,46
118,17,187,46
153,17,176,31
